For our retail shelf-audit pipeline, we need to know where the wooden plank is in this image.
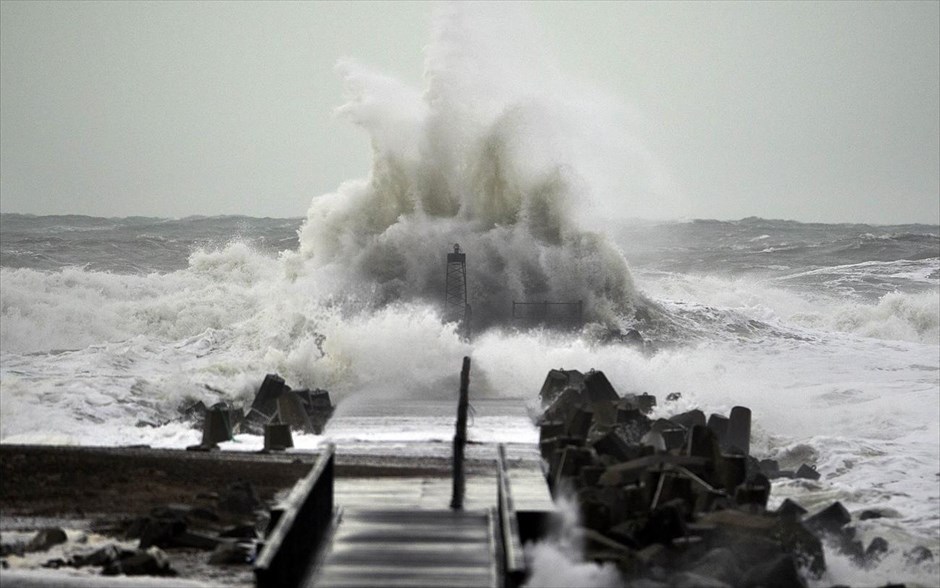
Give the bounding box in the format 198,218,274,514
314,571,491,588
309,508,497,588
309,445,553,588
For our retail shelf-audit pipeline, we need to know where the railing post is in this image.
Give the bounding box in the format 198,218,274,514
451,357,471,509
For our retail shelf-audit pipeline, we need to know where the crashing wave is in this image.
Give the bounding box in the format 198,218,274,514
282,4,668,331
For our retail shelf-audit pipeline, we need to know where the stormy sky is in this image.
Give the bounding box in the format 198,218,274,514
1,1,938,224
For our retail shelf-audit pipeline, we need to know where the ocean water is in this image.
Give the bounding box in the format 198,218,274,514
2,213,937,585
2,4,938,585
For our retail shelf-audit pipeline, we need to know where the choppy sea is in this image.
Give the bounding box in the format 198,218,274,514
1,213,937,585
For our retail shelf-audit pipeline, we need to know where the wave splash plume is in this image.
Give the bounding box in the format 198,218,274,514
286,4,656,329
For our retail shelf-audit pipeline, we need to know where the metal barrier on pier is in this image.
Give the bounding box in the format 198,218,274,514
254,443,335,588
497,443,527,588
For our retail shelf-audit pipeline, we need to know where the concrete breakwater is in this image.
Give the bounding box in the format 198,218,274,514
180,373,336,452
533,368,935,587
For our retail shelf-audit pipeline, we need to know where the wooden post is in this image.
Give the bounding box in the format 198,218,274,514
451,356,471,510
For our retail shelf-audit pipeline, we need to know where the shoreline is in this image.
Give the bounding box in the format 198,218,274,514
1,443,523,586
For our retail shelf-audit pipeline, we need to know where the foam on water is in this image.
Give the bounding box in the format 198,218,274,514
0,4,938,585
2,257,938,584
523,496,622,588
638,268,939,344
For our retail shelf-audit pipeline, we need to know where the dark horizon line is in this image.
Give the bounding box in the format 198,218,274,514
2,211,938,229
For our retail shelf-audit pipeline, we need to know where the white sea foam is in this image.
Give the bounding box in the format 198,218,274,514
637,268,940,344
0,4,937,585
523,495,623,588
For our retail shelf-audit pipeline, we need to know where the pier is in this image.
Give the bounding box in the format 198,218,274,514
0,397,555,588
256,440,554,588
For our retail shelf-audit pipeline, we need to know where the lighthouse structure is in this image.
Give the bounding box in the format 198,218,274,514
443,244,471,340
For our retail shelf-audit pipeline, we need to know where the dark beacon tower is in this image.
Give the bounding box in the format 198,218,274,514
444,244,471,340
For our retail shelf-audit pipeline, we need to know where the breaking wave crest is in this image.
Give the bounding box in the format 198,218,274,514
641,271,939,345
825,291,939,344
284,4,653,329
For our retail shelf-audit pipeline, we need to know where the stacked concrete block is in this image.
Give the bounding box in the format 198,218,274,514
530,367,907,586
249,374,336,435
181,373,335,450
538,369,584,407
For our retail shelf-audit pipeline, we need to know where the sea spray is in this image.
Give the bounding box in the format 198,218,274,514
522,495,622,588
285,3,663,329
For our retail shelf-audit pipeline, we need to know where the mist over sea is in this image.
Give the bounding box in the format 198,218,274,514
1,4,938,586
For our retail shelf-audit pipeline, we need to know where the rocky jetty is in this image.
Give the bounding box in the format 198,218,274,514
534,368,933,587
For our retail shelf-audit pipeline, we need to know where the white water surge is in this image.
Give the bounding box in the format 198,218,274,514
281,3,673,330
1,4,938,586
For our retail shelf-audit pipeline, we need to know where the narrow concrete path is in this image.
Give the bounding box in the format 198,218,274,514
309,508,498,588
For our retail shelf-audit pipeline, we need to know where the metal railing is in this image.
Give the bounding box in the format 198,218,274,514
497,444,526,588
254,443,335,588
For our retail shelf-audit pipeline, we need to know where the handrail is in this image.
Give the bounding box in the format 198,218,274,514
255,443,335,588
497,444,526,587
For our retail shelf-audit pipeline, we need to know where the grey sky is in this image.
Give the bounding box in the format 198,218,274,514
1,1,937,224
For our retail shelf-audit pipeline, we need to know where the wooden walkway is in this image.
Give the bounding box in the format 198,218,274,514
256,442,555,588
308,508,498,588
294,445,554,588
